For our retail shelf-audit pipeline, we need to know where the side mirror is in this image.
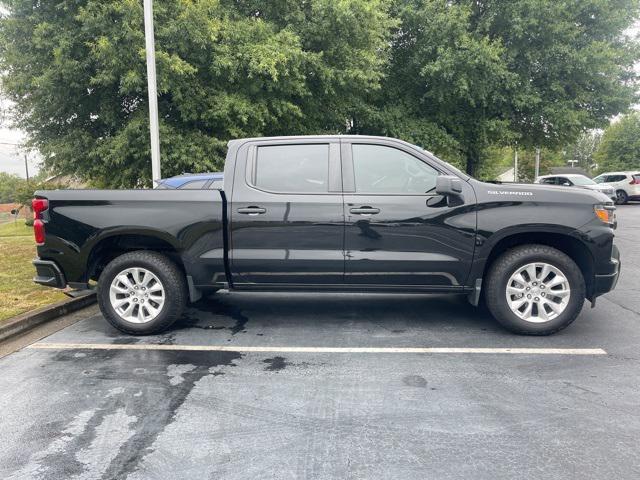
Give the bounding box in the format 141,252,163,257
435,175,463,196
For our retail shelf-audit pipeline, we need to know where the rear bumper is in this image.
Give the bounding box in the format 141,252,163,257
33,259,66,289
592,244,620,298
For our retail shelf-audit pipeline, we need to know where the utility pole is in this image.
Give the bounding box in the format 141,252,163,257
514,146,519,182
143,0,161,186
24,153,30,182
534,147,541,180
0,141,30,180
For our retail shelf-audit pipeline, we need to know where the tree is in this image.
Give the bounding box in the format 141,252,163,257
0,0,394,187
355,0,514,173
566,130,603,173
473,0,639,153
515,148,566,183
358,0,640,175
0,172,23,203
594,112,640,172
1,0,638,182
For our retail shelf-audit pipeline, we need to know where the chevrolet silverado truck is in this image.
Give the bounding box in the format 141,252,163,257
32,135,620,335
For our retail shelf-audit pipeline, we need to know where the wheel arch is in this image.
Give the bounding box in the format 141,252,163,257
86,233,185,283
480,231,595,299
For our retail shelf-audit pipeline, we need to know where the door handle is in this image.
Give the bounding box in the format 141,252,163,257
238,206,267,215
349,206,380,215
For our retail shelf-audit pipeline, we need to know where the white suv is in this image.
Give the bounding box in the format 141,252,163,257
593,171,640,204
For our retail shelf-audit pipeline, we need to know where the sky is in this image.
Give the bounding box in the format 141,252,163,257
0,99,40,178
0,20,638,178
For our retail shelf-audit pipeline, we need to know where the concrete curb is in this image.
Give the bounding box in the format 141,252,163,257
0,293,97,342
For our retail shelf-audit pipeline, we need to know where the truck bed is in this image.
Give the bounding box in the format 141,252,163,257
34,189,228,293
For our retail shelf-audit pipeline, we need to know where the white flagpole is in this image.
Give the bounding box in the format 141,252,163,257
143,0,161,186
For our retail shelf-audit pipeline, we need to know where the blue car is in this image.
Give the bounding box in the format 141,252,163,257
155,172,224,190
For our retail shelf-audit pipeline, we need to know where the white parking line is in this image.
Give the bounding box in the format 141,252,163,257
27,343,607,355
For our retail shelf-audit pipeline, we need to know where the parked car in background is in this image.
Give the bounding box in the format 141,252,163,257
155,172,223,190
592,171,640,205
534,174,616,202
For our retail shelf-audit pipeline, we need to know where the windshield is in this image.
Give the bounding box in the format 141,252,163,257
569,176,596,186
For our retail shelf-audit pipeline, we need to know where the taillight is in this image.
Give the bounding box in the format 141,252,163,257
630,176,640,185
32,198,48,217
32,198,48,245
33,219,45,245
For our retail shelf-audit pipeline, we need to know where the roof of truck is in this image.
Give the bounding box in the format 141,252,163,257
229,135,431,154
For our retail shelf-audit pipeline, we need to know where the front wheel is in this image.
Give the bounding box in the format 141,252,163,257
615,190,628,205
485,245,585,335
97,251,187,335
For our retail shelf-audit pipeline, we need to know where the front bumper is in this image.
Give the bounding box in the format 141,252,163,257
33,259,66,289
592,244,620,298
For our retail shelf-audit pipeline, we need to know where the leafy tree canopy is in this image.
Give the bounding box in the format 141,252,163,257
1,0,394,187
595,112,640,172
0,172,24,203
0,0,638,184
362,0,640,174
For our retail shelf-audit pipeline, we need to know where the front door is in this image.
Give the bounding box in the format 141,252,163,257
342,140,477,288
229,139,344,287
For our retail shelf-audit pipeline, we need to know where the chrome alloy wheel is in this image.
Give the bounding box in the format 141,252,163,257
109,267,165,324
505,262,571,323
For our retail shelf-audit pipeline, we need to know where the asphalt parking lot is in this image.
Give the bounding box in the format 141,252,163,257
1,205,639,480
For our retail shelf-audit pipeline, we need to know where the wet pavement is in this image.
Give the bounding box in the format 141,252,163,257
1,205,639,479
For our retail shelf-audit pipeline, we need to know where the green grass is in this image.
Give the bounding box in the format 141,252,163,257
0,219,33,237
0,221,66,321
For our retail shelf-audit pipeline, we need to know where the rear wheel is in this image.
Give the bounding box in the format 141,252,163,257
485,245,585,335
97,251,187,335
615,190,628,205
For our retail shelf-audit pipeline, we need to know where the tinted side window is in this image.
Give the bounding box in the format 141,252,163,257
255,144,329,193
610,175,627,182
179,179,209,189
540,178,556,185
352,144,439,194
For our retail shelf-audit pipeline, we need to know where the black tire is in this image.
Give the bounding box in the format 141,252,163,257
97,251,187,335
485,245,585,335
615,190,628,205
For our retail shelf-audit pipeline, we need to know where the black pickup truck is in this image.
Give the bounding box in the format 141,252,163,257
32,135,620,335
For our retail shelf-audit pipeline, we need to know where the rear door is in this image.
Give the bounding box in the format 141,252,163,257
229,139,344,287
341,139,477,288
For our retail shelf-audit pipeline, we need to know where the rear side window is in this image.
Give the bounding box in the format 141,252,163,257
608,175,627,182
352,144,439,194
540,177,556,185
254,144,329,193
179,179,208,189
